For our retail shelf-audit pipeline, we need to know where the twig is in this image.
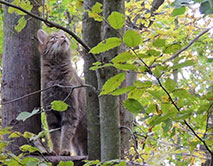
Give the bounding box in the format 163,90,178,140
150,27,212,68
171,152,210,160
0,0,98,62
1,84,97,105
120,126,145,164
133,49,213,157
155,77,213,156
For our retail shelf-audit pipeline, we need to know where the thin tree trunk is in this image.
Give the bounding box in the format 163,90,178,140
1,0,41,155
97,0,125,161
82,0,102,160
120,71,136,158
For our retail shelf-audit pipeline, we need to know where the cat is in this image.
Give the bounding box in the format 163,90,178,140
37,29,87,156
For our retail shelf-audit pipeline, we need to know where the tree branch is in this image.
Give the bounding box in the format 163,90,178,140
155,76,213,156
120,126,145,164
150,27,212,68
1,84,97,105
133,50,213,158
0,0,98,62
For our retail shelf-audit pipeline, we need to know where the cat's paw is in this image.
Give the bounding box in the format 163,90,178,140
60,149,71,156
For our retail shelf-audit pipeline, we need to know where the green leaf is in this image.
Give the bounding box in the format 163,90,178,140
112,52,134,63
0,127,12,135
20,0,33,12
153,38,166,48
128,88,144,100
92,2,103,13
123,98,144,114
114,63,137,71
100,73,126,95
175,110,192,120
51,100,69,111
57,161,74,166
90,63,113,70
111,86,135,96
165,78,176,92
172,60,194,70
173,89,191,98
14,16,27,32
163,43,182,54
171,6,186,16
22,157,40,166
148,90,162,100
149,111,176,126
146,104,156,113
153,65,164,77
16,108,40,122
88,3,103,22
162,119,173,133
139,66,148,73
146,49,161,57
9,131,22,138
90,37,122,54
20,145,40,153
23,131,35,139
108,12,125,29
123,30,141,47
115,160,126,166
134,80,152,88
88,11,103,21
189,141,199,153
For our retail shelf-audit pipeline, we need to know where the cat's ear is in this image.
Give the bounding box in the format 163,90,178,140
59,30,64,33
37,29,48,45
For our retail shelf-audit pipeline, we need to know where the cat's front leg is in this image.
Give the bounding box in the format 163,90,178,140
60,112,78,156
45,111,61,155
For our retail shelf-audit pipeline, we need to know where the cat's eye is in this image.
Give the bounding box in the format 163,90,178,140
50,36,58,41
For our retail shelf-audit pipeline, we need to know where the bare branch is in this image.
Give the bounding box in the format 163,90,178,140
0,0,98,62
1,84,97,105
133,49,213,158
150,27,212,68
120,126,145,164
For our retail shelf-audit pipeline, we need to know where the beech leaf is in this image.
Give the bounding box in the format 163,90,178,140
90,37,122,54
123,30,141,47
100,73,126,95
123,98,144,114
108,12,125,29
51,100,69,112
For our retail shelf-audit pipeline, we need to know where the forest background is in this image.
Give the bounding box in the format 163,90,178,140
0,0,212,166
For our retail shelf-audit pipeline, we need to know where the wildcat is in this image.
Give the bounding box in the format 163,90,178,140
37,29,87,156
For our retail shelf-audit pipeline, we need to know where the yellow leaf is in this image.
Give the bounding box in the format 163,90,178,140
161,96,170,102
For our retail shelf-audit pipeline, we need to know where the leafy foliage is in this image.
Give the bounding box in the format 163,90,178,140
0,0,212,165
88,0,213,165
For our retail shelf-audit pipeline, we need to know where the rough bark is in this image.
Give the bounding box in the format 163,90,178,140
1,0,41,155
97,0,125,161
82,0,102,160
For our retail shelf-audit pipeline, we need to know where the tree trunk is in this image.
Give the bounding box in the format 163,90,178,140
120,71,136,158
82,0,102,160
1,0,41,155
97,0,125,161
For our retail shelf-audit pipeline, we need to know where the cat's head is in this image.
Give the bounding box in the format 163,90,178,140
37,29,70,56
